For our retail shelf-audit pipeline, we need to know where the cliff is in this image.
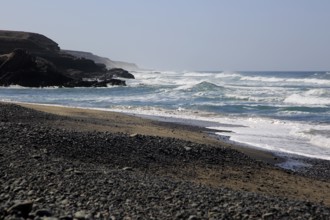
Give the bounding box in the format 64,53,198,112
0,30,106,75
0,30,133,87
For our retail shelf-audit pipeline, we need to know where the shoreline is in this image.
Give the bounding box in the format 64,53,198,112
6,100,329,167
12,101,330,177
5,100,330,179
2,99,329,162
1,101,330,218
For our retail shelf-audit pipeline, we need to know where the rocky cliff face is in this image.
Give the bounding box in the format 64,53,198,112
0,49,72,87
0,30,106,76
0,30,133,87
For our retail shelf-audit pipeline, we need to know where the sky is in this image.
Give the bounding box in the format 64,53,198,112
1,0,330,71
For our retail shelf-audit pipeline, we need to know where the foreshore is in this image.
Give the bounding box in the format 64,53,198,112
1,101,330,219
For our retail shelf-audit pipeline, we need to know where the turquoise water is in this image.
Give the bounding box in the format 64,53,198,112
1,71,330,160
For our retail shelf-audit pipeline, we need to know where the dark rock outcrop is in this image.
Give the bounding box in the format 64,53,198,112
98,68,135,81
0,49,72,87
0,49,127,87
108,78,126,86
107,68,135,79
0,30,133,87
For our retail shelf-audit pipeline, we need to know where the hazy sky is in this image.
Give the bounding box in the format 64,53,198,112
2,0,330,71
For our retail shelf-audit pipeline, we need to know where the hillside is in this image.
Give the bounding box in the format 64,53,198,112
0,30,60,53
63,50,139,71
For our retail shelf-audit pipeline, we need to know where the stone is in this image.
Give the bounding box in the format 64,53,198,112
74,210,90,219
188,215,200,220
108,68,135,79
35,209,53,217
60,199,70,205
8,200,33,217
59,215,73,220
184,146,192,151
262,212,275,219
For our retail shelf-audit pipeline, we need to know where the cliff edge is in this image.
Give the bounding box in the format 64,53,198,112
63,50,139,71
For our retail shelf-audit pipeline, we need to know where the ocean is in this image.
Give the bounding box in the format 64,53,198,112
1,71,330,160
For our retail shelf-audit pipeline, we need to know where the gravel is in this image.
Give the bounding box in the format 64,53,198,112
1,103,330,219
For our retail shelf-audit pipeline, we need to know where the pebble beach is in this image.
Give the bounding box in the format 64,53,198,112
1,102,330,219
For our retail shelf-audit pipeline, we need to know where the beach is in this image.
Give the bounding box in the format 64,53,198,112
1,102,330,219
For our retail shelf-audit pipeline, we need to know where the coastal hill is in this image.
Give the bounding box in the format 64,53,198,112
0,30,105,73
0,30,60,54
0,30,135,87
63,50,139,71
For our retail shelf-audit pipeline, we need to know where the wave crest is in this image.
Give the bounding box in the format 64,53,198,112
191,81,224,92
284,89,330,106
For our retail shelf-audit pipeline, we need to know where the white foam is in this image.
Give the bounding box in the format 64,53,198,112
211,117,330,160
239,75,330,85
284,93,330,106
277,158,312,171
286,78,330,85
1,85,60,89
5,85,26,89
214,71,242,78
310,135,330,149
224,94,250,101
305,88,329,96
106,104,330,160
294,128,330,149
183,72,216,77
240,76,286,83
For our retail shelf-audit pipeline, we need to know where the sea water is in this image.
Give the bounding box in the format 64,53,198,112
1,71,330,160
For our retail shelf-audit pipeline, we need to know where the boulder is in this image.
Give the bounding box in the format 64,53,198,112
8,200,33,218
107,68,135,79
108,78,126,86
